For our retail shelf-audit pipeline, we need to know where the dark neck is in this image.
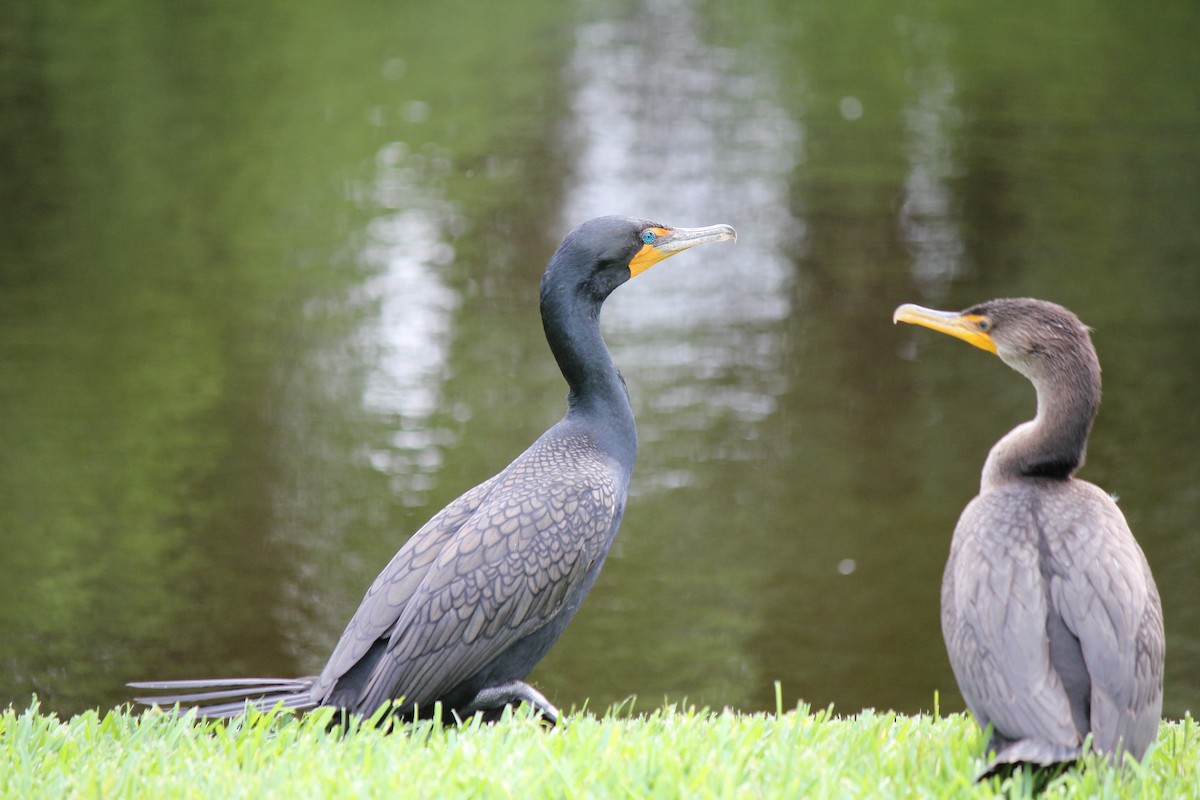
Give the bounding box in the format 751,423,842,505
540,283,637,463
981,348,1101,490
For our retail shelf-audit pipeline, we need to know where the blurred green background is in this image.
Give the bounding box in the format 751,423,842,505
1,0,1197,719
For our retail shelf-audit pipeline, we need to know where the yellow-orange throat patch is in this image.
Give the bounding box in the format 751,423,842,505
629,227,672,277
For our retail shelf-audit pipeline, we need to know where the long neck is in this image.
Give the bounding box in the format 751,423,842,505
540,282,637,462
981,347,1101,491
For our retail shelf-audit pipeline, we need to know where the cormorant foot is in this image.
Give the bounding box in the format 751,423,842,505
461,681,560,727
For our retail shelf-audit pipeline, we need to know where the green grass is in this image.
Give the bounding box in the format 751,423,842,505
2,694,1196,799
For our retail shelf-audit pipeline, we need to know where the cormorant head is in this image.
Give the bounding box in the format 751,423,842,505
893,297,1098,383
542,216,737,303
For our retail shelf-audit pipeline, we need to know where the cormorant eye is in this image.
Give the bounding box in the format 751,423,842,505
978,320,990,332
640,230,656,245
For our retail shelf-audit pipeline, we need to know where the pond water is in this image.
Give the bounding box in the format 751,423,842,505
1,0,1197,720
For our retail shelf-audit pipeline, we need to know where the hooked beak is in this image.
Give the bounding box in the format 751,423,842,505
629,223,737,277
893,303,998,354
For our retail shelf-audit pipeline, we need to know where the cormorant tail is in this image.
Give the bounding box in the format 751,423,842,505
128,677,318,719
979,739,1082,781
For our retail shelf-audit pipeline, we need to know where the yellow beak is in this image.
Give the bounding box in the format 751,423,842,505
629,224,737,277
892,303,997,354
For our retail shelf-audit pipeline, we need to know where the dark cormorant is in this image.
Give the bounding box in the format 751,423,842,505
894,298,1164,777
131,216,736,724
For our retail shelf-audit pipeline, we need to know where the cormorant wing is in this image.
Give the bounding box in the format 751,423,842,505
1042,482,1164,757
351,451,622,716
310,475,501,704
942,488,1082,749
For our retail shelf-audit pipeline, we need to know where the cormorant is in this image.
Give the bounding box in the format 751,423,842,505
893,298,1164,778
131,216,736,724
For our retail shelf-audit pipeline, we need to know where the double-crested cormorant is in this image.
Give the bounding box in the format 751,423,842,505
131,216,736,723
894,298,1164,777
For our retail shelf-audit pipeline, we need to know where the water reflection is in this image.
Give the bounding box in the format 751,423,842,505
529,0,807,711
356,142,462,505
563,0,800,476
897,16,966,297
268,141,467,666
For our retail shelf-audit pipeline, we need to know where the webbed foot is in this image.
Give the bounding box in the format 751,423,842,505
461,680,560,727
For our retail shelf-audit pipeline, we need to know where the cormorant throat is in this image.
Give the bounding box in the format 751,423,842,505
981,342,1102,490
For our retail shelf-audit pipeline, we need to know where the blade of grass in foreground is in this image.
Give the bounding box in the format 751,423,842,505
1,698,1196,799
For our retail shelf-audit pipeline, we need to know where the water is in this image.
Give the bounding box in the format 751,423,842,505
1,0,1197,720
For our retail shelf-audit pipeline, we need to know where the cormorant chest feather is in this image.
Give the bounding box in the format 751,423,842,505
947,478,1143,611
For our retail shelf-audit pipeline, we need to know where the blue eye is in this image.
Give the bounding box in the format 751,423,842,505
641,230,655,244
978,320,990,332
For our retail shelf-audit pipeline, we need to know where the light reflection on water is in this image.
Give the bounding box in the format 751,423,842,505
563,0,800,489
269,141,466,666
355,142,462,505
897,16,967,297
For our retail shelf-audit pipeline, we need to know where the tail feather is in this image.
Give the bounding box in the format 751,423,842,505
980,738,1082,781
182,692,318,719
132,685,305,706
129,677,311,691
129,677,319,719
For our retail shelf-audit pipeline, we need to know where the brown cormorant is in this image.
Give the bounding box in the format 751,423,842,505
894,298,1164,777
131,216,736,723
